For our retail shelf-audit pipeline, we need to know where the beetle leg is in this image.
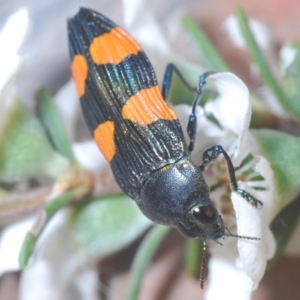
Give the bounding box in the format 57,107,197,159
199,145,263,208
161,63,197,101
186,72,213,153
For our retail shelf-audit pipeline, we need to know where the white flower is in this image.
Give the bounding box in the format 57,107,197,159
174,73,276,298
121,0,277,296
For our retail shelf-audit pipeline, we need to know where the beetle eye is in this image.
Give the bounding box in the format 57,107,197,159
193,205,218,224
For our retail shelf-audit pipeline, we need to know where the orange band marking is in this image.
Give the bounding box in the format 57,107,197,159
94,121,116,162
122,86,178,126
89,27,141,65
71,55,88,98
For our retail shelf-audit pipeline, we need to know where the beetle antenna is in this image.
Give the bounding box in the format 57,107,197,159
224,227,260,240
199,230,260,289
199,240,207,289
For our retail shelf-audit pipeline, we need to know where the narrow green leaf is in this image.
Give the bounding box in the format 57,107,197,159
71,194,153,260
128,225,170,300
19,188,83,267
281,43,300,121
37,89,76,164
235,7,290,116
269,193,300,266
44,189,81,218
182,16,229,72
251,129,300,217
185,238,201,278
19,232,36,268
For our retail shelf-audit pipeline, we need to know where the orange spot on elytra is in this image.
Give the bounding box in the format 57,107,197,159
122,86,178,126
71,55,88,97
89,27,141,65
94,121,115,162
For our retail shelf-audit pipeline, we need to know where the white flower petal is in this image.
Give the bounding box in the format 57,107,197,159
232,131,259,166
205,254,253,300
232,185,275,288
205,72,251,136
254,155,277,221
205,73,252,163
0,8,28,92
231,192,265,288
229,155,275,287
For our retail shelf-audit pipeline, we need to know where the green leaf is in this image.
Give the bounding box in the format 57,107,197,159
281,43,300,121
37,89,76,164
128,225,170,300
0,97,69,181
185,238,201,278
19,232,36,268
235,7,290,116
251,129,300,217
19,188,87,268
70,194,153,259
268,193,300,266
182,16,229,72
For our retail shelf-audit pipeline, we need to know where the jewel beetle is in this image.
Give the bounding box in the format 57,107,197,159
67,8,262,242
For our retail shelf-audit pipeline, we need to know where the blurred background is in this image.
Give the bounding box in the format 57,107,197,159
1,0,300,299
